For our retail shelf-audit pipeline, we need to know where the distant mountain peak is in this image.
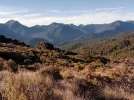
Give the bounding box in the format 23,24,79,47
79,24,85,27
70,23,75,26
1,19,134,46
5,20,24,29
50,22,64,26
6,20,20,25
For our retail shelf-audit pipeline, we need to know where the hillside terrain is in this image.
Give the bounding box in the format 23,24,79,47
0,34,134,100
2,20,134,46
61,32,134,60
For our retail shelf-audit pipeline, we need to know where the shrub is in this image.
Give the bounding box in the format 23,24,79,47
3,59,17,72
39,66,63,80
3,71,56,100
101,85,134,100
53,78,101,100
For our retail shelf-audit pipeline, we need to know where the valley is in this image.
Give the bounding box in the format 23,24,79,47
2,20,134,46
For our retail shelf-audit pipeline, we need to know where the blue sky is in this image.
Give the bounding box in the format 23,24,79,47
0,0,134,26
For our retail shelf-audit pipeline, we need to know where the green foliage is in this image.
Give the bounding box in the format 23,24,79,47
64,32,134,60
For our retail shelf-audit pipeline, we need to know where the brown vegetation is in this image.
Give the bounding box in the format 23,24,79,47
0,34,134,99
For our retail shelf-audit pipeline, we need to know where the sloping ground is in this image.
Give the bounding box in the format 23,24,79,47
0,35,134,99
0,36,91,71
61,32,134,59
77,32,134,62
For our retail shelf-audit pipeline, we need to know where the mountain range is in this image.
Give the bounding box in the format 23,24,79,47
1,20,134,46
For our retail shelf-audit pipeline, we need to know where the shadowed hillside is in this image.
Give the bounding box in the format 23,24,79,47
0,34,134,100
62,32,134,60
1,20,134,46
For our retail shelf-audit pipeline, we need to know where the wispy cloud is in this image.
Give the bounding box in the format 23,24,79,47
65,7,126,13
22,13,43,18
94,7,126,11
66,10,89,13
0,5,28,14
0,12,12,15
48,10,61,13
0,6,133,26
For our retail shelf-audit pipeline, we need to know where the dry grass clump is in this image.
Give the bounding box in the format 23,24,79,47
60,68,78,79
3,59,17,72
39,65,63,80
53,78,101,100
0,63,134,100
53,79,82,100
2,71,57,100
101,85,134,100
0,70,103,100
